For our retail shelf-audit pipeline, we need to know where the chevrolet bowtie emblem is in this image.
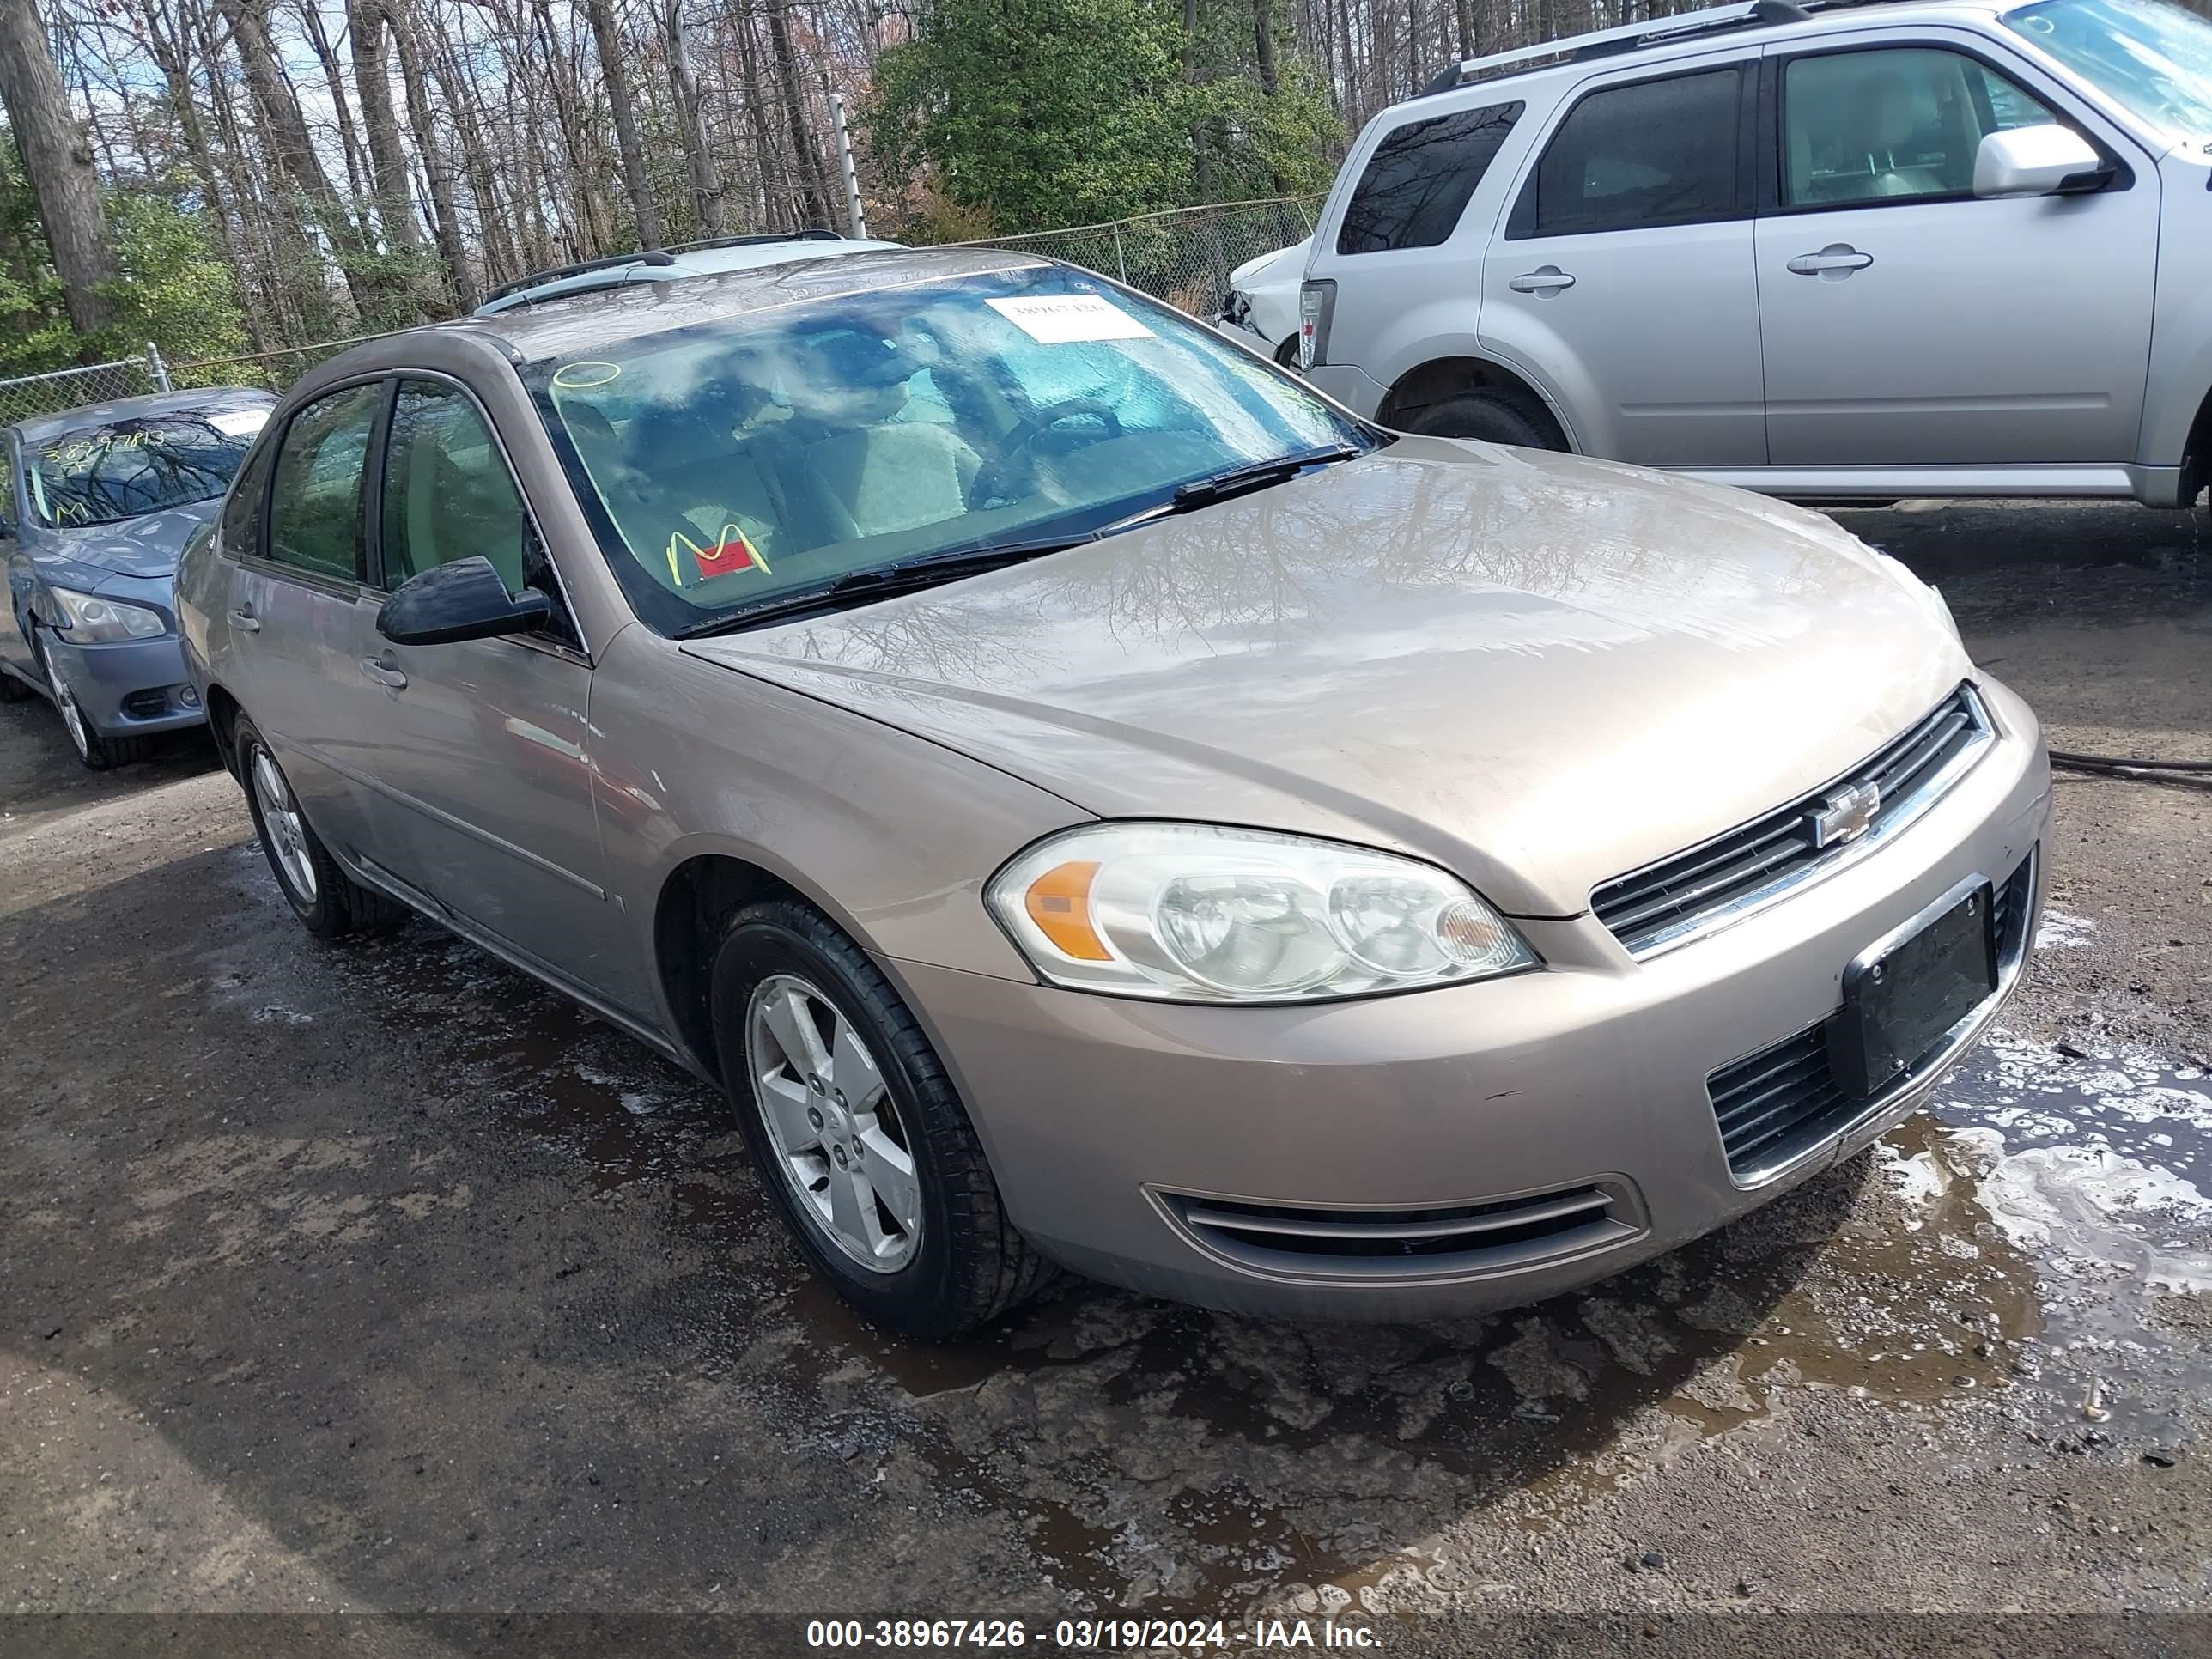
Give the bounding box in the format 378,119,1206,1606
1810,781,1881,848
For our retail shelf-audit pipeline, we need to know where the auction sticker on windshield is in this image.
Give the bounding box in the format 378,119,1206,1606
986,294,1154,344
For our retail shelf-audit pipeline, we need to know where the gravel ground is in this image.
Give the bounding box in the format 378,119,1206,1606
1,499,2207,1654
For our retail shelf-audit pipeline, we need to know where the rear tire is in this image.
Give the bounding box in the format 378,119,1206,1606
0,663,31,702
1273,334,1300,368
234,713,398,939
710,898,1052,1337
1402,389,1560,450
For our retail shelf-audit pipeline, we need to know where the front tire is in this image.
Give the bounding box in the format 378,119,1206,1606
1402,388,1561,450
234,714,397,938
710,899,1051,1337
33,630,150,770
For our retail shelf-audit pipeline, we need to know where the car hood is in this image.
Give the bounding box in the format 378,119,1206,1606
40,501,216,584
1231,238,1310,291
683,440,1975,916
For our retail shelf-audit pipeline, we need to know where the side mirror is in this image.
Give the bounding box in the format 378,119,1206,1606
378,556,551,646
1973,125,2106,198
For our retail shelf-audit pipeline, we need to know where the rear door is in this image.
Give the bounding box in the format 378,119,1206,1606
231,380,390,855
353,374,642,1010
1479,59,1767,465
1753,35,2158,465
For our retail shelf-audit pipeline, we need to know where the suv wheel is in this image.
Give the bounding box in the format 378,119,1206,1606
1403,389,1560,451
710,898,1052,1337
234,714,398,937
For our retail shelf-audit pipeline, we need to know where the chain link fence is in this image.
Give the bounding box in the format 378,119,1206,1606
0,347,172,425
958,195,1321,319
166,332,393,398
63,198,1321,412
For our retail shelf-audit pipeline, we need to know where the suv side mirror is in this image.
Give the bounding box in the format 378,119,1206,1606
1973,125,2106,198
378,556,551,646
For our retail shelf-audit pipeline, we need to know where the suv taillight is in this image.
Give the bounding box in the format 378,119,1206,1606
1297,279,1336,372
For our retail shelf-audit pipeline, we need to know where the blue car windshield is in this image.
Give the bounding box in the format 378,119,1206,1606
2003,0,2212,140
30,413,264,529
526,264,1366,635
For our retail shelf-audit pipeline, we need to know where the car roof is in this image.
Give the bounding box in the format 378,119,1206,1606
1407,0,2008,108
474,233,909,315
8,385,274,446
324,246,1057,378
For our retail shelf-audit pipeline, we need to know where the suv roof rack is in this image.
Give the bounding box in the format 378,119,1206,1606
1419,0,1878,96
659,228,847,256
483,228,849,307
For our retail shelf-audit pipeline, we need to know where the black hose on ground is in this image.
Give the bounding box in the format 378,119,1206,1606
2050,749,2212,775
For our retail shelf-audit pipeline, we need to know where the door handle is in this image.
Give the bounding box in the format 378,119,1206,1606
1509,265,1577,295
228,606,260,633
1786,244,1875,278
359,654,408,691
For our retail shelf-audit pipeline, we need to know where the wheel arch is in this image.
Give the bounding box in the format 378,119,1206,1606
202,681,245,779
652,848,884,1085
1375,355,1573,450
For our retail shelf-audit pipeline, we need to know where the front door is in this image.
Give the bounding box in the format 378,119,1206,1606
353,376,643,1012
1755,40,2158,466
1480,61,1767,466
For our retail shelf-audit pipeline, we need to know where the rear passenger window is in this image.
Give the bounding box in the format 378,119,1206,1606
1337,101,1523,255
1517,69,1744,238
217,437,275,559
266,383,382,580
381,380,532,595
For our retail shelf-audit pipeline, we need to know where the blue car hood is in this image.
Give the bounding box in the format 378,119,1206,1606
40,501,216,585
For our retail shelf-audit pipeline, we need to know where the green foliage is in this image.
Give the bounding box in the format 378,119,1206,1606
0,140,251,376
106,187,250,362
872,0,1198,230
871,0,1344,235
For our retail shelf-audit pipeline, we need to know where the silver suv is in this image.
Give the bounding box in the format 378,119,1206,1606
1299,0,2212,507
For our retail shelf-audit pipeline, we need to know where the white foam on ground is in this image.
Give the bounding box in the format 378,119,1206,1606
2033,908,2097,949
1968,1139,2212,1293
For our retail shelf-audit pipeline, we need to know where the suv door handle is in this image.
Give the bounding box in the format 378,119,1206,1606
359,653,408,691
1787,244,1875,278
1509,265,1577,295
228,606,260,633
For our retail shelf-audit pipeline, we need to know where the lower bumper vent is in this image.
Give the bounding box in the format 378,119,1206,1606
1156,1180,1644,1281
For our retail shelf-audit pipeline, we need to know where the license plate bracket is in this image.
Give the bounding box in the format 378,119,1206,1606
1829,881,1997,1099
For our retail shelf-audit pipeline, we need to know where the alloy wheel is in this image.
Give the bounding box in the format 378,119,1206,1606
744,973,922,1273
250,745,319,903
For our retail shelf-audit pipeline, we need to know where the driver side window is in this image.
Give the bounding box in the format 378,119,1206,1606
1783,48,2061,209
381,380,533,595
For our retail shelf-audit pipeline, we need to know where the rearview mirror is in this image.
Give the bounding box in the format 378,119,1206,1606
378,556,551,646
1973,125,2105,198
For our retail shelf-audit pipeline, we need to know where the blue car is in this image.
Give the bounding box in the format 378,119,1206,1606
0,386,273,769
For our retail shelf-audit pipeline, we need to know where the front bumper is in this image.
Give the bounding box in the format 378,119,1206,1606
895,674,2051,1322
42,631,205,738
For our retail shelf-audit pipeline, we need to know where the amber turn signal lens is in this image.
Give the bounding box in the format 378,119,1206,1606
1023,860,1111,960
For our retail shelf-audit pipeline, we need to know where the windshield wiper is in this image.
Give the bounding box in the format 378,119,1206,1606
1168,443,1362,513
673,532,1097,638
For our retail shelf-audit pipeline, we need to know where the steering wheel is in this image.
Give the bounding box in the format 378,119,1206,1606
969,398,1123,510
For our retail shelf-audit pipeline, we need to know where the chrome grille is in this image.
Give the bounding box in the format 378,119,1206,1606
1157,1181,1643,1281
1707,851,2034,1181
1593,684,1991,957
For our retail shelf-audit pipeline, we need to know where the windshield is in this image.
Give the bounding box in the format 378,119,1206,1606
2003,0,2212,139
29,410,265,530
526,264,1367,634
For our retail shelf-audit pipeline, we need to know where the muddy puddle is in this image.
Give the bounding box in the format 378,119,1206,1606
198,848,2212,1618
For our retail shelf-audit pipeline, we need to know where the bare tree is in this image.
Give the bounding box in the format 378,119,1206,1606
0,0,118,337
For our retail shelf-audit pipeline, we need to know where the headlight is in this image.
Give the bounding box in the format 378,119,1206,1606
49,586,167,644
986,823,1536,1003
1869,550,1960,644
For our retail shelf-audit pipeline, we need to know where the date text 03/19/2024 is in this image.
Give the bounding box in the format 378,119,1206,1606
805,1618,1384,1650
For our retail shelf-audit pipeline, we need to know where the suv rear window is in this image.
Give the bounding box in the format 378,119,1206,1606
1516,69,1744,238
1336,102,1523,255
